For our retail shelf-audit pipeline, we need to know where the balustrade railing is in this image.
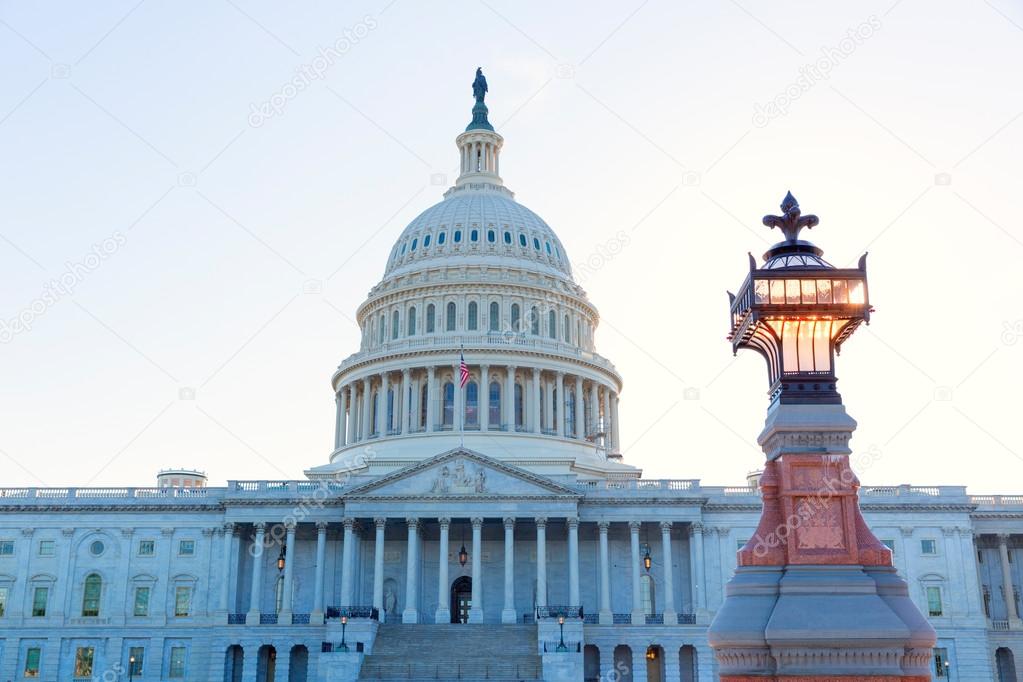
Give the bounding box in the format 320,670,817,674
535,605,583,620
325,606,379,621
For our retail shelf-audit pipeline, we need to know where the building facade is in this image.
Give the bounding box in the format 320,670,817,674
1,77,1020,682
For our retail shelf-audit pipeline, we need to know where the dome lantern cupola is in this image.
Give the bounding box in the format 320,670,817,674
454,68,505,190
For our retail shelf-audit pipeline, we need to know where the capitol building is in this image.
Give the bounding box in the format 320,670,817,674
1,74,1021,682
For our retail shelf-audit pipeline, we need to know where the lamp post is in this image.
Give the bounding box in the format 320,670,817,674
642,544,652,572
944,660,951,680
276,545,286,572
339,614,349,652
556,615,567,652
128,655,135,681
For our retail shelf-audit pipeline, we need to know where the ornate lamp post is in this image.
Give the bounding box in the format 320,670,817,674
708,193,935,681
128,655,136,681
556,615,567,652
339,614,349,652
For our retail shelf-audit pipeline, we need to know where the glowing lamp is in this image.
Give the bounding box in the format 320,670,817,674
728,192,871,405
643,548,652,572
276,546,286,572
458,544,468,567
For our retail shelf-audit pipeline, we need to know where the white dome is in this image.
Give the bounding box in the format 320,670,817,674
384,188,572,280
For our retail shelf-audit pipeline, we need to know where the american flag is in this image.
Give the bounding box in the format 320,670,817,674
459,351,470,388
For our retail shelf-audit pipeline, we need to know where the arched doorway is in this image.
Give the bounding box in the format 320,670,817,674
996,647,1017,682
645,645,664,682
288,645,308,682
583,645,600,682
257,645,276,682
450,576,472,623
223,645,243,682
613,645,633,681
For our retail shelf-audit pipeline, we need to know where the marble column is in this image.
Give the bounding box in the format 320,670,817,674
246,523,266,623
543,375,554,432
611,393,621,451
574,376,585,439
403,518,419,623
373,519,386,614
998,534,1020,622
588,382,599,436
480,364,490,431
598,521,612,625
535,517,548,608
378,372,390,436
531,368,541,433
340,518,356,608
312,522,327,621
630,521,644,624
339,388,351,447
568,517,580,607
660,522,677,623
602,388,612,450
400,368,411,433
469,517,484,623
426,366,437,432
690,522,706,611
280,522,296,617
436,518,451,623
959,528,984,617
218,523,234,615
347,386,358,444
502,518,516,623
505,366,516,430
361,377,372,439
556,372,566,437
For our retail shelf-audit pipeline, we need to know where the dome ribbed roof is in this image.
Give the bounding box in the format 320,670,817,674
384,189,572,279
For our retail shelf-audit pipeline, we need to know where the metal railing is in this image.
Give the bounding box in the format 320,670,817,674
678,613,697,624
536,605,583,620
259,613,278,625
325,606,379,621
228,613,246,624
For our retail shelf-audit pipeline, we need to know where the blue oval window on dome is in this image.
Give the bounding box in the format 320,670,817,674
423,234,431,247
401,243,406,255
519,233,527,247
545,241,552,254
504,231,512,244
488,230,496,243
411,238,418,251
454,230,462,243
470,229,478,242
438,232,446,245
533,237,540,250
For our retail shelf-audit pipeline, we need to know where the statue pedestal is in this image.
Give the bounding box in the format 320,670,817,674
708,404,935,681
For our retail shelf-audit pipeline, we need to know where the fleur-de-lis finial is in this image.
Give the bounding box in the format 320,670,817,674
762,191,819,242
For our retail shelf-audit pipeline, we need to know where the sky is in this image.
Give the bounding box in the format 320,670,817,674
1,0,1021,492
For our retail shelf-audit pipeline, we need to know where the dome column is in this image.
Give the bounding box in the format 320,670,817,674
400,368,411,434
602,387,612,451
426,366,437,433
347,386,358,443
555,372,566,437
480,364,490,431
361,377,372,441
377,372,390,437
334,387,347,449
574,376,585,440
612,392,621,453
543,373,554,433
530,368,541,434
588,382,599,438
504,366,516,431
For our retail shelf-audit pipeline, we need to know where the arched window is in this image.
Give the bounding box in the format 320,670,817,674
82,573,102,617
378,313,385,344
423,234,431,248
426,304,436,333
470,229,479,242
411,238,418,251
545,241,552,254
438,231,446,245
400,242,407,255
467,302,478,331
489,381,501,427
533,237,541,250
446,302,457,331
454,230,462,243
511,304,520,331
489,302,500,332
465,381,479,426
514,383,524,428
548,310,556,339
386,389,395,434
487,229,496,243
407,306,416,336
503,231,512,244
530,306,539,335
391,310,399,340
640,574,655,615
519,233,527,247
566,390,576,436
442,382,454,426
564,315,571,344
420,384,428,428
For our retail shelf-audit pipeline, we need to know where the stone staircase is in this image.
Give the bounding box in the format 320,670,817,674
358,624,542,681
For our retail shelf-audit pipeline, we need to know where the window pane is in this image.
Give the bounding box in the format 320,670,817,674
134,586,150,616
785,279,800,304
530,307,539,335
489,382,501,426
754,279,769,304
489,302,499,332
465,382,479,426
169,647,186,678
0,586,7,617
129,647,144,675
816,279,832,303
0,541,13,555
175,586,191,617
801,279,816,303
849,279,865,304
468,302,478,331
32,587,47,616
82,574,101,616
446,302,456,331
178,540,195,556
25,648,41,677
74,647,94,678
770,280,785,304
833,279,848,303
38,540,54,556
443,383,454,426
926,586,942,616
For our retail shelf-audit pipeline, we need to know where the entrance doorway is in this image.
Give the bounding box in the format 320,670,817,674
451,576,472,623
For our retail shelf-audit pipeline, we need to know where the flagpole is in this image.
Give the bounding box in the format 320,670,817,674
459,345,465,449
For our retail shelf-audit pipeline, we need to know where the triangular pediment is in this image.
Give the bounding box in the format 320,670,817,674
343,448,580,499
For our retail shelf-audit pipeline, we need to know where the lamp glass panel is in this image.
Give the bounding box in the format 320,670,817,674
813,320,833,372
797,321,815,370
849,279,865,304
781,320,799,372
816,279,832,303
770,280,785,304
833,279,848,303
785,279,801,304
801,280,817,304
754,280,769,304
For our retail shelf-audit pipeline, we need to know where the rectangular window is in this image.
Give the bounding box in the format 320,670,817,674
138,540,155,556
174,586,191,617
926,586,943,617
178,539,195,556
882,539,896,556
169,646,186,678
133,586,150,616
37,540,55,557
74,647,94,678
31,587,48,617
933,647,948,677
921,539,937,555
128,647,144,676
0,540,14,556
0,586,7,617
24,647,41,678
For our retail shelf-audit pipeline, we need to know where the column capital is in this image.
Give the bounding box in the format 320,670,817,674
119,528,133,538
900,526,914,537
941,526,956,537
628,520,642,532
19,528,35,537
342,517,356,531
402,367,410,377
598,520,610,532
556,370,565,379
202,527,217,537
535,516,547,528
406,517,420,529
507,364,517,372
438,517,451,528
532,366,540,377
253,522,267,533
998,533,1012,544
660,521,673,532
504,517,516,529
567,517,579,529
471,517,484,528
224,522,237,534
689,522,703,536
284,520,297,531
316,521,329,531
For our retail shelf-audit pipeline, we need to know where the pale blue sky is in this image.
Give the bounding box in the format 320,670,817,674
1,0,1021,491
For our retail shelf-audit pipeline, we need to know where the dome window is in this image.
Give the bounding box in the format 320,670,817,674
504,231,512,244
489,302,500,331
391,310,399,340
545,241,552,255
411,238,418,251
468,301,478,330
423,234,431,248
401,243,407,255
454,230,462,243
470,229,479,242
488,230,496,243
426,304,436,333
548,310,556,339
438,232,446,245
519,233,527,247
533,237,541,251
446,302,457,331
511,303,521,331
